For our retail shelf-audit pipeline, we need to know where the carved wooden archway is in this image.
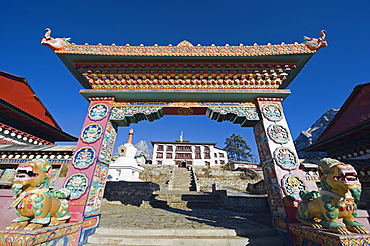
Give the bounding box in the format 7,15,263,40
42,30,327,245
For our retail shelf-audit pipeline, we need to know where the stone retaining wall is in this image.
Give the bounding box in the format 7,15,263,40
214,190,270,213
139,164,177,191
104,181,160,206
193,166,263,192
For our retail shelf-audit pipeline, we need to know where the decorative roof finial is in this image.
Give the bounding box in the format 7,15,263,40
41,28,71,51
177,40,193,47
303,30,327,51
180,131,183,142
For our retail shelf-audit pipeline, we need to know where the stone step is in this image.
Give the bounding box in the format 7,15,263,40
154,193,218,201
88,235,249,245
143,199,219,209
87,228,283,246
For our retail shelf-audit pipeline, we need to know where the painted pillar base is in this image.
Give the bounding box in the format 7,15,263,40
0,222,82,246
288,223,370,246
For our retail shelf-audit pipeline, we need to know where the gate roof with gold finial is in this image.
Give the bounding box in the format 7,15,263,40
42,30,327,101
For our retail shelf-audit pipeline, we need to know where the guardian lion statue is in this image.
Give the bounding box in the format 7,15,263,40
6,159,71,231
296,158,368,235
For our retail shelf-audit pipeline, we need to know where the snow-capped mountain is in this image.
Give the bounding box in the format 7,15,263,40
134,140,153,160
294,109,338,159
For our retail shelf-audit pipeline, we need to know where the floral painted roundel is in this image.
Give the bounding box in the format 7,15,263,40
64,173,89,200
267,124,290,144
81,124,103,143
88,104,108,121
274,147,298,170
262,104,283,121
72,147,96,169
281,174,306,200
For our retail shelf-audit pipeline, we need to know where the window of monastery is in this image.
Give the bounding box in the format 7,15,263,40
175,153,192,159
166,145,173,151
156,152,163,158
215,160,218,164
214,153,217,158
220,160,225,164
157,161,162,165
205,161,210,166
157,145,164,151
204,146,210,159
195,146,201,152
166,153,172,159
195,153,201,159
176,145,192,152
219,153,224,158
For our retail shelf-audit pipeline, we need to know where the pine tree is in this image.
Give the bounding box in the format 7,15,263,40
224,134,253,161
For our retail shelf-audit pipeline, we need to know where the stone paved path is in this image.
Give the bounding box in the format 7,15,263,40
99,202,273,231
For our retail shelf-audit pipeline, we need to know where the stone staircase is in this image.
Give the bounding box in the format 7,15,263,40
142,190,219,209
87,227,282,246
141,167,219,209
172,168,194,191
86,167,284,245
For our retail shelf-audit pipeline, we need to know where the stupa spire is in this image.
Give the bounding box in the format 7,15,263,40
127,128,134,144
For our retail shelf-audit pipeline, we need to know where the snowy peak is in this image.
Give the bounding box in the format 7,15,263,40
294,109,338,159
134,140,153,160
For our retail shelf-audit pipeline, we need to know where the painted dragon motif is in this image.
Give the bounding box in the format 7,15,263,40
6,159,71,231
41,28,71,51
303,30,327,51
296,158,368,235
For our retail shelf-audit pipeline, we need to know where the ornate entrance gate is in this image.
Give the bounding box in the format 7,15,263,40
42,30,327,245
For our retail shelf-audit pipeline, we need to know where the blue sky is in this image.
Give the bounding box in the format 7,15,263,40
1,1,370,159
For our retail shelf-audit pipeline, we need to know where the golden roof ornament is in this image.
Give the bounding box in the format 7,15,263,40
177,40,193,47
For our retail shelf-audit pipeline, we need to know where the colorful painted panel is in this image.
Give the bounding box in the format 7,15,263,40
0,222,81,246
81,124,103,143
88,103,109,121
253,122,272,162
85,163,109,216
288,224,370,246
267,124,290,144
274,147,298,170
110,107,163,119
263,164,286,218
64,173,89,200
208,106,259,121
98,121,117,163
72,147,96,169
281,174,306,200
262,104,283,121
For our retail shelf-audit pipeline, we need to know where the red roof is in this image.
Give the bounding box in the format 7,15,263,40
0,71,77,143
0,71,60,128
318,83,370,141
305,83,370,151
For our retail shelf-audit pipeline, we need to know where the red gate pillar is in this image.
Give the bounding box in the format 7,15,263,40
63,98,117,245
253,98,317,244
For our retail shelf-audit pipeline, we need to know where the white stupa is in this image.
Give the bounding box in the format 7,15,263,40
108,129,144,181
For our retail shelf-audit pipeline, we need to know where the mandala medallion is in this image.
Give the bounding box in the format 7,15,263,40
64,173,89,200
262,104,283,121
281,174,306,200
88,104,109,121
72,147,96,169
81,124,103,143
267,124,290,144
274,147,298,170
